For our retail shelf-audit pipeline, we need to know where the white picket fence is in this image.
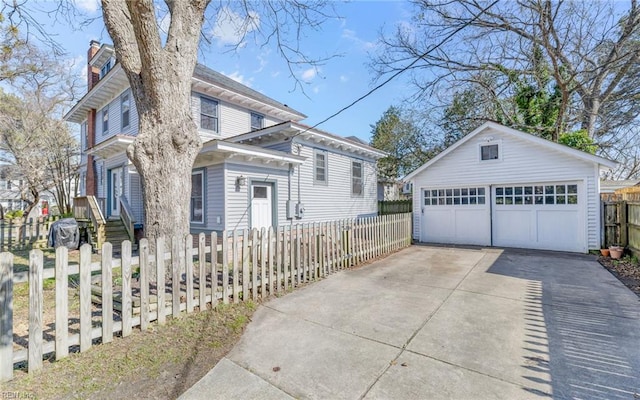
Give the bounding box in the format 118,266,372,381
0,213,412,381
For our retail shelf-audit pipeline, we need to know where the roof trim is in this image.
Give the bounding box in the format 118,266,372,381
86,134,135,158
404,121,618,181
201,139,306,165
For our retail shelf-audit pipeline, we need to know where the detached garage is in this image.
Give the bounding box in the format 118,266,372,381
405,121,617,253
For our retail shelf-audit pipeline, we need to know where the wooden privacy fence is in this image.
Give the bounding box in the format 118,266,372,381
602,200,640,254
0,216,62,252
0,213,412,381
378,200,412,215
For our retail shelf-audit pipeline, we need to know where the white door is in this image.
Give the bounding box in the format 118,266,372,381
492,182,585,252
420,186,491,246
109,167,123,217
251,184,272,229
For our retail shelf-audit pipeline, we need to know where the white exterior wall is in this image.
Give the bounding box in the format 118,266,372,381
224,162,290,231
199,163,225,232
95,88,139,144
293,139,378,222
410,128,601,250
191,91,286,141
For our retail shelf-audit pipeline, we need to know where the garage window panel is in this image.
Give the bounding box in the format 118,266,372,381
495,184,578,205
423,187,486,206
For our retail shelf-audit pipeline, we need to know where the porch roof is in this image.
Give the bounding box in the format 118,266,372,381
196,140,306,168
86,134,135,159
227,121,387,160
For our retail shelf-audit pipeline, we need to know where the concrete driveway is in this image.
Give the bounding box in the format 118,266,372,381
180,246,640,399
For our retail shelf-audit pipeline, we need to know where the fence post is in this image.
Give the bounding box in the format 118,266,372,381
79,244,92,352
242,229,249,301
221,231,229,304
210,232,218,307
198,233,206,310
0,252,13,382
101,243,114,344
28,249,43,373
171,236,181,318
232,230,240,303
251,229,258,300
154,237,165,325
268,227,274,295
122,240,133,335
185,235,194,313
55,246,69,360
260,227,267,298
276,226,283,293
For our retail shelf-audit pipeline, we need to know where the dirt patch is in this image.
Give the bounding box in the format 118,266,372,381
598,254,640,297
2,301,256,399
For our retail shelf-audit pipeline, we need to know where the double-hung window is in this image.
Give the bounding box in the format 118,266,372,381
190,170,204,223
200,97,219,132
352,161,363,196
102,105,109,135
250,112,264,131
100,60,111,78
315,150,327,184
121,92,130,129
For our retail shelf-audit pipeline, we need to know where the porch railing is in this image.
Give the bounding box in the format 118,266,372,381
73,196,106,248
119,196,135,242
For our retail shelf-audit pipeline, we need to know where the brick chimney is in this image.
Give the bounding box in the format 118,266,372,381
85,40,101,196
87,40,101,91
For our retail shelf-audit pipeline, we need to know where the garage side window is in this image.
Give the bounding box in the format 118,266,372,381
423,187,485,206
495,184,577,205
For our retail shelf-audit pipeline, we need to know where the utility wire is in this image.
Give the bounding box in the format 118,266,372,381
291,0,501,139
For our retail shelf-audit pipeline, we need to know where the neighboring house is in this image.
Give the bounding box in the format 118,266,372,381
377,179,406,201
600,179,640,194
404,121,617,253
0,168,55,217
64,41,385,235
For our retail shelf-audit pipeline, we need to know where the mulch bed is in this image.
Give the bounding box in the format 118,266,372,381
598,255,640,297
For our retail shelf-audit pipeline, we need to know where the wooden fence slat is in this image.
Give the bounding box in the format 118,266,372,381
288,225,295,287
185,235,194,313
232,230,240,303
55,246,69,360
172,236,181,318
79,244,92,352
260,227,267,298
295,224,301,284
0,252,13,381
28,249,43,373
251,229,258,300
306,223,312,279
155,238,165,326
222,231,229,304
302,224,308,283
139,239,150,330
101,243,113,344
276,227,283,293
268,227,274,295
242,229,249,302
283,225,290,290
210,232,218,308
198,233,207,310
121,241,133,335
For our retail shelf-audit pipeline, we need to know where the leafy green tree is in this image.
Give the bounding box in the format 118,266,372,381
558,130,597,154
370,106,435,179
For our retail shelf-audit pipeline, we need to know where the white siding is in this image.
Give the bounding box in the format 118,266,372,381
224,162,290,231
201,163,225,232
410,128,601,250
293,139,378,222
95,88,139,145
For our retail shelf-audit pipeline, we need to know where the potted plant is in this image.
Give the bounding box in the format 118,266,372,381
600,248,610,257
609,245,624,260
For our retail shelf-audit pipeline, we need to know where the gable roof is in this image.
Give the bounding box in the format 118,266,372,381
404,121,618,181
193,64,306,119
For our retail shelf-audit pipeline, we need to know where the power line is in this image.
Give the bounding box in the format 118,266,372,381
292,0,501,139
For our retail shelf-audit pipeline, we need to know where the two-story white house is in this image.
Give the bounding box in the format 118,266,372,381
64,41,384,238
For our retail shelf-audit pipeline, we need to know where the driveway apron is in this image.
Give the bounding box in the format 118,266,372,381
180,246,640,400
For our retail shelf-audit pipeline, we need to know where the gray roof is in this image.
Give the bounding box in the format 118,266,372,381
193,64,306,118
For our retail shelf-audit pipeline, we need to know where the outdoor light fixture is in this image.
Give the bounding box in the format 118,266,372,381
236,175,247,186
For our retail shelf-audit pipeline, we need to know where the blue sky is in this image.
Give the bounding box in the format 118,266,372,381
28,0,415,142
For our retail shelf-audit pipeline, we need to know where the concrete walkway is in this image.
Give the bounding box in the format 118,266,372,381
180,246,640,399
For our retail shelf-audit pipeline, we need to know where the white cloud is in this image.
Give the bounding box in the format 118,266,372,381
222,71,253,87
342,28,377,51
340,75,349,83
254,49,270,73
271,71,281,78
74,0,100,13
301,67,318,82
312,86,321,94
211,6,260,47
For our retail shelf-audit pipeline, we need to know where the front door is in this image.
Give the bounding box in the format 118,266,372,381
109,167,123,218
251,183,273,230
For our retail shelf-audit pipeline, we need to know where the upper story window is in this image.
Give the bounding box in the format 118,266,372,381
480,144,499,160
352,161,363,196
121,92,130,129
251,112,264,131
314,150,327,184
200,97,219,132
100,60,112,79
102,105,109,135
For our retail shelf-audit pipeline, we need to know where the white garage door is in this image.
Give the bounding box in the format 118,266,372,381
492,183,585,252
420,187,491,246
